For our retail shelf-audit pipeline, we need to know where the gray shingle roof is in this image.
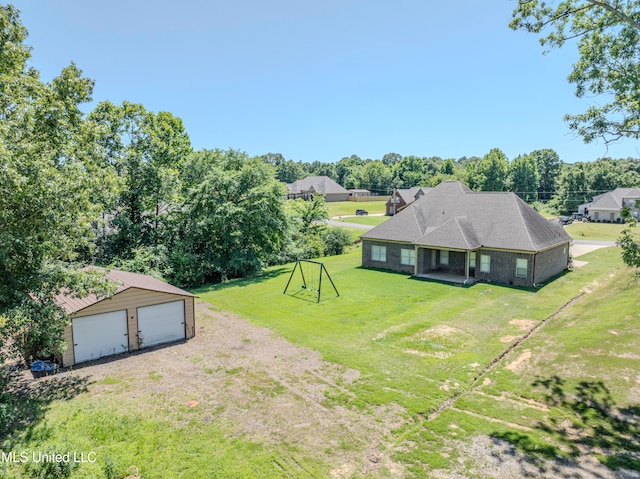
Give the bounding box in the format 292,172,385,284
54,268,195,315
287,176,348,195
394,187,431,204
590,188,640,211
363,181,570,252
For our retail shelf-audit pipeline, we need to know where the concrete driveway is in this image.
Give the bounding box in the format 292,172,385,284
570,240,617,258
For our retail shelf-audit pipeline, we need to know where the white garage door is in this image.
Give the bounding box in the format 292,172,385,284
73,310,129,364
137,300,185,348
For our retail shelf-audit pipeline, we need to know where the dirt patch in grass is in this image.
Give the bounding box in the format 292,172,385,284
500,335,519,343
509,319,537,331
505,350,532,373
63,300,407,477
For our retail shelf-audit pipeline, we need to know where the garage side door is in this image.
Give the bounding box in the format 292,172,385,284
73,310,129,364
137,300,185,348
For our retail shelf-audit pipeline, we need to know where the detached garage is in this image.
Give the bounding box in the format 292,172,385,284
55,269,196,367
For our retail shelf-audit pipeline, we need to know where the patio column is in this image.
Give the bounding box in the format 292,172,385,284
414,245,419,276
465,250,469,281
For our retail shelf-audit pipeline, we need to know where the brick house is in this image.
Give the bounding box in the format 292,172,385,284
362,181,571,287
385,187,430,216
286,176,349,202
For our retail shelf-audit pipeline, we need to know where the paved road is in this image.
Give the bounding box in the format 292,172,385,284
571,239,617,246
326,220,374,230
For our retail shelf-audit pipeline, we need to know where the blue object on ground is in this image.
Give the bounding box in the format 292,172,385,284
31,360,58,372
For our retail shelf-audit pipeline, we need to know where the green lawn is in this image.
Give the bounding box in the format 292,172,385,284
5,246,637,478
566,222,627,241
327,200,387,217
193,246,638,475
195,247,621,413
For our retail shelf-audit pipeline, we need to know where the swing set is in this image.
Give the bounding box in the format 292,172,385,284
283,259,339,303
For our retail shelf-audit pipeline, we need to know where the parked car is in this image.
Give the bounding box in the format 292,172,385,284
558,216,573,225
355,209,368,216
571,213,588,222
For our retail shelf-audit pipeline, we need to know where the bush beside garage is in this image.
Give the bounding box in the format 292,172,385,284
54,268,195,367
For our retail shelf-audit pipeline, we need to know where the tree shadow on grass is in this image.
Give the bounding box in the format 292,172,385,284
490,376,640,476
191,266,290,294
0,368,90,445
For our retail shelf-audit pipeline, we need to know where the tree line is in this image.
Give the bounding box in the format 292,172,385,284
264,149,640,211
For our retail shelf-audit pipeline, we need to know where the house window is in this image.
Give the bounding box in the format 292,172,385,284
594,211,600,220
401,248,416,266
610,212,615,221
371,245,387,262
480,254,491,273
469,251,476,269
440,250,449,265
516,258,528,278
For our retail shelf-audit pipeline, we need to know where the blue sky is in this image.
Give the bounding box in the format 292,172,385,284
12,1,640,164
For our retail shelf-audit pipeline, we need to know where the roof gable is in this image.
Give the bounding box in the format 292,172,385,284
590,187,640,210
414,217,481,250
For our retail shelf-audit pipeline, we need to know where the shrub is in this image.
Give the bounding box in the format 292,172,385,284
322,228,353,256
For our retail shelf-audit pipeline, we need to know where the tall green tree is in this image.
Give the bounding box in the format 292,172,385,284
172,149,288,286
393,155,425,187
511,0,640,143
88,101,191,261
276,160,307,183
553,162,591,212
359,160,393,192
510,154,541,201
335,155,362,186
382,152,402,165
478,148,509,191
0,6,115,362
530,149,562,200
587,158,621,192
440,159,456,175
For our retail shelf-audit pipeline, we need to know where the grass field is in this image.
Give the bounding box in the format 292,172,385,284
327,200,387,217
3,244,638,478
566,221,627,241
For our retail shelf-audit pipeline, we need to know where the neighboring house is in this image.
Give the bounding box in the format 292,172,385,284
286,176,349,202
362,181,571,287
348,189,371,197
55,268,196,367
386,187,431,216
579,187,640,222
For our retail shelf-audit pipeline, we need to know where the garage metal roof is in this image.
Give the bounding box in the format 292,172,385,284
54,268,195,315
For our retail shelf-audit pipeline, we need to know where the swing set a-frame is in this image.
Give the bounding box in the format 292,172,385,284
282,259,339,303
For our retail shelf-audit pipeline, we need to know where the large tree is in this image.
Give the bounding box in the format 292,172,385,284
393,155,426,188
87,101,191,261
477,148,509,191
511,0,640,144
530,149,562,200
359,160,393,193
510,154,541,202
171,149,288,286
0,6,114,362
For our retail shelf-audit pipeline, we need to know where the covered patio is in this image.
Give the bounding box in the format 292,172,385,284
414,271,476,285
